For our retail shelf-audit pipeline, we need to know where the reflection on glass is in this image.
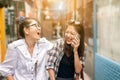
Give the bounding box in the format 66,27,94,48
97,0,120,63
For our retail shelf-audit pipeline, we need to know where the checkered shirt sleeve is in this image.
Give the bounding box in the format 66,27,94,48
46,39,64,77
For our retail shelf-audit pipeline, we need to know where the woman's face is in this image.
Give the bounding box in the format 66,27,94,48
24,20,41,41
65,25,78,44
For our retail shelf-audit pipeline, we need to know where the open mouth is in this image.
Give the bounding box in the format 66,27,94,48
66,38,72,41
37,32,40,35
66,39,72,43
67,39,71,42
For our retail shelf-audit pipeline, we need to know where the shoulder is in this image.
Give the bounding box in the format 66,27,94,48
38,37,51,43
37,37,53,49
55,38,64,45
37,37,53,45
8,39,25,49
53,38,64,50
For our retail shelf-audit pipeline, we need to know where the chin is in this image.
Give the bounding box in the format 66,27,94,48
37,38,40,40
36,37,40,41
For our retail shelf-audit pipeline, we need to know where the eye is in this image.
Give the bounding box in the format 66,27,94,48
70,32,76,36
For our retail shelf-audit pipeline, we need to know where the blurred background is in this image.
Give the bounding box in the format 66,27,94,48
0,0,120,80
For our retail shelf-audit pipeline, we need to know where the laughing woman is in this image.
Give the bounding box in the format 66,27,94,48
46,21,85,80
0,17,53,80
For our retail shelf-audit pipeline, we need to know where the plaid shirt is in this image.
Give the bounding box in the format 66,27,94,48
46,38,85,78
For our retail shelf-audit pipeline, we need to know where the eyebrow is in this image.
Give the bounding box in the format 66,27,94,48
29,23,38,26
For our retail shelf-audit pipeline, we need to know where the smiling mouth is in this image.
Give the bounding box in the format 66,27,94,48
67,38,72,41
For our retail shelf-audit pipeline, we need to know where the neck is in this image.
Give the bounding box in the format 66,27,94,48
25,38,36,48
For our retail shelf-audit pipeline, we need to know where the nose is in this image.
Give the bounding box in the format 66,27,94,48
66,33,71,38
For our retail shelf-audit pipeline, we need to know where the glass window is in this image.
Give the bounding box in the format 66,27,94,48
97,0,120,63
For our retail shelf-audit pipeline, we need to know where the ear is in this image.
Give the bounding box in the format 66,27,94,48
24,27,29,35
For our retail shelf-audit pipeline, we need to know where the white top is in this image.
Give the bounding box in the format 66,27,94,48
0,38,53,80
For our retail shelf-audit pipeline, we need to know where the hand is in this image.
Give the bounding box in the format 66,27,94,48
71,34,80,52
6,75,14,80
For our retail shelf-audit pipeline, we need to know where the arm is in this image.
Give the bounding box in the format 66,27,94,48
6,75,14,80
0,43,17,80
74,51,82,73
46,40,61,80
72,35,82,73
47,69,56,80
46,49,56,80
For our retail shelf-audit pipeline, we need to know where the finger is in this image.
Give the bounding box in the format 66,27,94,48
71,41,74,47
75,35,80,41
73,37,79,45
75,35,80,44
72,39,79,47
